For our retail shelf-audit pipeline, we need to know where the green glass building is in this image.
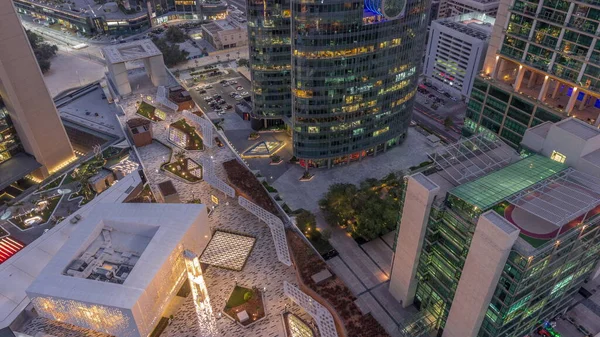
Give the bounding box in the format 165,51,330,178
465,0,600,148
389,127,600,337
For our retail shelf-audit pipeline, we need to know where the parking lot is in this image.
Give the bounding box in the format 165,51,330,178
186,70,253,124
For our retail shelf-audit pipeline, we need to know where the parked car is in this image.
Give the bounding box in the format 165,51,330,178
214,137,224,147
444,92,451,98
424,82,432,87
225,104,233,110
213,94,221,99
236,86,243,91
234,95,243,100
204,96,213,101
198,89,207,94
450,97,459,102
218,99,226,105
204,84,213,89
229,92,238,98
241,91,249,96
229,80,238,85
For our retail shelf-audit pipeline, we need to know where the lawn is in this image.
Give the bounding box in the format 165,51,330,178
223,286,265,326
70,183,96,205
136,101,164,122
169,119,204,150
10,195,62,230
38,174,65,192
161,158,202,183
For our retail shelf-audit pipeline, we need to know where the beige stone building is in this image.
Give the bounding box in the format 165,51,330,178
0,1,75,184
201,19,247,50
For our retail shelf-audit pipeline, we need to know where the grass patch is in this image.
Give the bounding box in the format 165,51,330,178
38,174,64,192
136,101,164,122
223,286,265,326
10,195,61,230
169,119,204,150
161,157,202,183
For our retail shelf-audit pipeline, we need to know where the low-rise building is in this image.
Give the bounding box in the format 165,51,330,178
26,203,211,337
424,13,494,99
126,118,153,148
437,0,500,19
201,19,247,50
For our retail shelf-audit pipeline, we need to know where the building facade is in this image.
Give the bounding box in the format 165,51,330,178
201,19,247,50
246,0,292,124
389,125,600,337
437,0,500,19
0,0,74,182
425,13,494,99
12,0,227,36
466,0,600,148
290,0,429,168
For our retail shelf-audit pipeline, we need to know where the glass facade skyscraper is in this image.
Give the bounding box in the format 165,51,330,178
465,0,600,148
291,0,429,167
0,98,22,165
246,0,429,167
247,0,293,124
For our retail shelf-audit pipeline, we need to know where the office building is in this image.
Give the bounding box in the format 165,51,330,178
389,119,600,337
26,203,211,337
437,0,500,19
201,19,247,50
246,0,292,125
12,0,227,36
425,12,494,98
291,0,428,168
466,0,600,148
0,0,74,187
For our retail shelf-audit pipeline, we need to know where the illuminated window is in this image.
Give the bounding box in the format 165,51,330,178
550,150,566,163
308,126,319,133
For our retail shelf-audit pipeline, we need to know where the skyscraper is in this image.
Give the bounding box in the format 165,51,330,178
465,0,600,148
247,0,293,126
389,119,600,337
0,1,74,182
291,0,429,168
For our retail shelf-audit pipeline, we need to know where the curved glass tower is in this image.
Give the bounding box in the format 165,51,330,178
291,0,428,168
247,0,293,125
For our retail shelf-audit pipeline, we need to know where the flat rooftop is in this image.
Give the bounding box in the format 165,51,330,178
555,118,600,140
63,223,156,284
102,40,162,64
27,203,207,309
450,155,567,210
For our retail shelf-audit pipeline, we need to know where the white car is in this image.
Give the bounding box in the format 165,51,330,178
234,95,243,100
241,91,249,96
204,96,213,101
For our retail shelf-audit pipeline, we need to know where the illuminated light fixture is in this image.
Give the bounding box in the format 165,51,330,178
183,249,218,336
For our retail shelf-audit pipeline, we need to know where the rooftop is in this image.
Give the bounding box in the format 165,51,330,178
450,155,567,210
435,12,495,40
26,203,207,309
102,40,162,64
555,118,600,141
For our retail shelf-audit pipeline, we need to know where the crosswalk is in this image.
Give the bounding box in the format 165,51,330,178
0,237,25,264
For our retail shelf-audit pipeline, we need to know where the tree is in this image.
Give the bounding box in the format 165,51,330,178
319,183,357,228
444,116,454,129
165,26,187,43
237,58,250,67
152,37,189,67
26,30,58,73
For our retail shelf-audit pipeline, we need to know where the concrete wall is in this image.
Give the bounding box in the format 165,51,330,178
389,173,440,307
0,1,74,178
443,211,519,337
482,0,511,75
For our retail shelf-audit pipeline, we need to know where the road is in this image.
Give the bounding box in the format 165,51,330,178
412,103,461,142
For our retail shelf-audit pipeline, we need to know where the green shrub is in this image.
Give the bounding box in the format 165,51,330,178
243,291,253,302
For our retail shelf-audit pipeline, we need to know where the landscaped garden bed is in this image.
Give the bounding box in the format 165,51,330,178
294,209,336,258
37,174,65,192
136,101,165,122
223,286,266,326
287,230,389,337
222,159,279,214
9,195,62,230
0,227,9,238
319,173,404,241
169,119,204,150
161,157,203,183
